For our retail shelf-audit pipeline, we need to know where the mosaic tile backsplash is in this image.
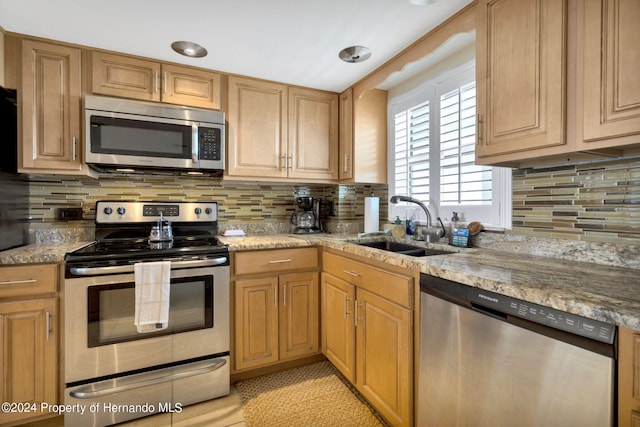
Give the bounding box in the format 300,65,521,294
22,156,640,248
512,157,640,244
25,172,388,238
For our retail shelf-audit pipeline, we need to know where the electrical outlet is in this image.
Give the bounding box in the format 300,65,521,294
57,207,83,220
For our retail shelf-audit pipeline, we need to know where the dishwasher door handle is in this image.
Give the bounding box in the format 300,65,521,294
470,302,508,321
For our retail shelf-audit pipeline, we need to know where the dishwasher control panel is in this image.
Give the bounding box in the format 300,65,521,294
470,289,616,344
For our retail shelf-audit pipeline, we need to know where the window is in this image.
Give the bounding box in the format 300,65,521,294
388,63,511,228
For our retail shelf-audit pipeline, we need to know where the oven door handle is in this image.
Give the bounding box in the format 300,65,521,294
68,257,228,276
68,358,227,399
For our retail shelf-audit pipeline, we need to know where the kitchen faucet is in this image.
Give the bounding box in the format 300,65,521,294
390,195,446,239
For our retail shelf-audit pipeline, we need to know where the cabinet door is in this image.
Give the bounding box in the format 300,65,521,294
288,87,338,181
352,89,388,184
234,276,279,370
226,76,288,178
91,51,161,101
579,0,640,148
20,40,85,172
320,272,356,382
476,0,567,159
356,288,412,427
0,298,57,425
338,89,354,181
619,327,640,427
279,272,319,360
161,64,221,109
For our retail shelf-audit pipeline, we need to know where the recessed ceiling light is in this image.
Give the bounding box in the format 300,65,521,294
339,46,371,63
408,0,438,4
171,41,208,58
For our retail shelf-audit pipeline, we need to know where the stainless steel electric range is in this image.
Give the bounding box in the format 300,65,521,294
64,201,230,427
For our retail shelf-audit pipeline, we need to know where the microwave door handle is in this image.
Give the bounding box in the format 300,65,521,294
192,125,199,165
68,257,228,275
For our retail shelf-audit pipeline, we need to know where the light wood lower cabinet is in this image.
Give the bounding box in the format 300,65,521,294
233,248,319,372
0,264,59,426
619,326,640,427
321,250,413,427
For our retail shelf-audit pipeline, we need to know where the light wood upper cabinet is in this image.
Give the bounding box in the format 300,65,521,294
339,88,388,184
19,39,89,174
226,76,338,182
288,87,338,181
477,0,640,166
476,0,567,162
91,51,221,109
91,52,159,101
226,76,288,179
577,0,640,150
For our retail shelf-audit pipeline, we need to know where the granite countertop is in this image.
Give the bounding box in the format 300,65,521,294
222,234,640,331
0,242,93,265
3,234,639,331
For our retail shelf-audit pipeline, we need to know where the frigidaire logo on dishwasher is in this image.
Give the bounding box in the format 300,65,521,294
478,293,499,303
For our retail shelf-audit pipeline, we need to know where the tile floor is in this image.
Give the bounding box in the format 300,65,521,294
24,388,245,427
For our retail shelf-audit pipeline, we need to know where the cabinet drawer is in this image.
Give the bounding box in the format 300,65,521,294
322,252,413,308
0,264,58,298
235,247,318,276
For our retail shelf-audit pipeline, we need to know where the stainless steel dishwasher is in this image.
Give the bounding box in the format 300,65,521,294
419,274,616,427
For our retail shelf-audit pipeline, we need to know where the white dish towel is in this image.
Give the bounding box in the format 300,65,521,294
134,261,171,333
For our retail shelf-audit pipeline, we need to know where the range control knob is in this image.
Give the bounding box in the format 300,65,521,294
205,207,212,215
103,207,113,215
194,207,202,215
117,207,126,215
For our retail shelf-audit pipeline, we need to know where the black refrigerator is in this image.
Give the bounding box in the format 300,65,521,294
0,86,29,251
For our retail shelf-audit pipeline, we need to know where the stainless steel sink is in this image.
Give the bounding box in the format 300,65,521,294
356,241,454,257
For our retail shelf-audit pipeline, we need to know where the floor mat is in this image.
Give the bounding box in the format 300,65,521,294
235,361,387,427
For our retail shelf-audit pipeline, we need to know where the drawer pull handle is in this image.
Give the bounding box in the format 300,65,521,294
343,270,360,278
269,259,292,264
0,279,38,285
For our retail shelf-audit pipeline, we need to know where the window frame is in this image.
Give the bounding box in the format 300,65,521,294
387,61,511,229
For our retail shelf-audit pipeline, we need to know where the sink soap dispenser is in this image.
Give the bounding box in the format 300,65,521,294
449,212,460,245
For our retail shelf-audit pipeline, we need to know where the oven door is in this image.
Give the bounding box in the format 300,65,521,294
64,264,229,384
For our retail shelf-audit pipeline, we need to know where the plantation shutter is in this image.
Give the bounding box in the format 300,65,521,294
393,101,430,203
439,82,492,205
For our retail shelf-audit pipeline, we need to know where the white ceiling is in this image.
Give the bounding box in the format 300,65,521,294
0,0,473,93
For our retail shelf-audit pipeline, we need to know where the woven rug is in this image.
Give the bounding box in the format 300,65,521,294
235,361,387,427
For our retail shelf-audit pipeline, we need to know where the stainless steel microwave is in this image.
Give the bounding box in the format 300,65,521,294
84,95,225,172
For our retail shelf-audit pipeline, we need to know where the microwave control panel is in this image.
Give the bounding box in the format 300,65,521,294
199,127,222,161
